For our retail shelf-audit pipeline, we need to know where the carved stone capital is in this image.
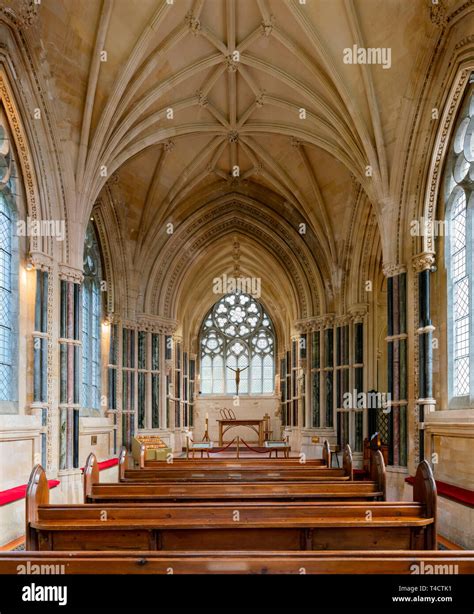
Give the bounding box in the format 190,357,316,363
412,252,435,273
334,314,351,327
348,303,368,323
30,251,53,272
59,264,83,284
382,263,407,278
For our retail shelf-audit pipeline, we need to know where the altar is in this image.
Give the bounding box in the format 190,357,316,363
193,395,281,444
217,418,265,446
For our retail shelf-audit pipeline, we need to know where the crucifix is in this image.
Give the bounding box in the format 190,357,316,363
226,365,248,396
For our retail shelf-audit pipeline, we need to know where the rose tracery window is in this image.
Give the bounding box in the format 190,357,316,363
200,293,275,395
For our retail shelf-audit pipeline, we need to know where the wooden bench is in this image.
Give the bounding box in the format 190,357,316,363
26,459,437,552
84,448,384,504
2,550,472,574
141,440,332,468
119,442,351,482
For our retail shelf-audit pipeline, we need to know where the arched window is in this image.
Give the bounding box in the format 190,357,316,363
199,293,275,395
445,82,474,404
82,223,102,411
0,114,18,406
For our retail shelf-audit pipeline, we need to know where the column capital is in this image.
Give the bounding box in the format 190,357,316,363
59,263,83,284
29,251,53,272
412,252,435,274
334,314,351,327
382,263,407,278
348,303,368,323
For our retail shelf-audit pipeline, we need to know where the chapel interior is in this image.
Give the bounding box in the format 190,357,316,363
0,0,473,570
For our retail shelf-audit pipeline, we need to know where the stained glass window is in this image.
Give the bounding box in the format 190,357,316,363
200,293,275,395
446,84,474,401
82,223,102,411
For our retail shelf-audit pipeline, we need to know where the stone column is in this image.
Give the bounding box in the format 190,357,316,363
383,264,408,466
58,265,83,470
413,252,436,462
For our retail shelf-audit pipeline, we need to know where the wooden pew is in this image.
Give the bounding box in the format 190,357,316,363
27,459,437,552
84,447,384,504
118,443,351,482
139,439,331,468
2,550,472,574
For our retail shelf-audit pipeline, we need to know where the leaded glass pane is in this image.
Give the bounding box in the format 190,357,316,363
447,86,474,400
81,223,103,411
200,292,275,395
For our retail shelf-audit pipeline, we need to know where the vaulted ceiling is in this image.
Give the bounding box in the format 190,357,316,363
4,0,468,324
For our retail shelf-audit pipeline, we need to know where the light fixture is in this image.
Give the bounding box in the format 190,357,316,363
25,259,34,271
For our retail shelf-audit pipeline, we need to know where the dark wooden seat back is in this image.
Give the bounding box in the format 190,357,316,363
413,460,437,549
342,445,353,481
370,450,386,500
83,453,99,503
25,465,49,550
322,440,331,467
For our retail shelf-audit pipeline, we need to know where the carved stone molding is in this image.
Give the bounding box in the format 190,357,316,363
59,264,83,284
412,252,435,273
0,1,39,29
429,0,447,26
382,263,407,278
151,198,320,319
136,313,178,334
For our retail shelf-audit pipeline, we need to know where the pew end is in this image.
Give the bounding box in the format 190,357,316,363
25,465,49,550
322,440,331,467
119,447,127,481
413,460,438,550
83,453,100,503
370,450,386,501
342,445,353,480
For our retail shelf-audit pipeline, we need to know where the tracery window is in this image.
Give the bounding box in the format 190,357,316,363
445,83,474,404
81,223,102,411
0,115,18,405
200,293,275,395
